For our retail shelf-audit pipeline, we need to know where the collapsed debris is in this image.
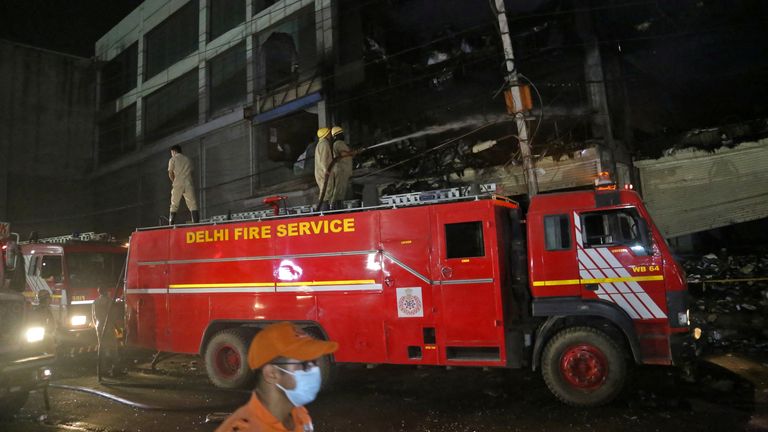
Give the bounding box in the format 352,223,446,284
685,250,768,354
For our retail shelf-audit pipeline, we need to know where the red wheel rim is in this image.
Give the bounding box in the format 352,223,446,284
559,344,608,390
214,344,241,378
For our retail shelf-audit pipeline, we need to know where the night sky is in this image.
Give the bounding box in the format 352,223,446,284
0,0,143,57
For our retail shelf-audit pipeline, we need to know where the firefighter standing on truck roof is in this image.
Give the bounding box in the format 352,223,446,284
330,126,354,209
313,128,334,211
215,322,338,432
168,144,199,225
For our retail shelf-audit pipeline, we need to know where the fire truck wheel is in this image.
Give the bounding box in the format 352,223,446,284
541,326,627,407
204,328,255,389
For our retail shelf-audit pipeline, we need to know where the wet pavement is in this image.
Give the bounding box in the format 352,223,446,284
3,252,768,431
2,351,767,432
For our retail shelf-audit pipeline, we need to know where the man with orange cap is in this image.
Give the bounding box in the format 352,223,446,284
215,322,338,432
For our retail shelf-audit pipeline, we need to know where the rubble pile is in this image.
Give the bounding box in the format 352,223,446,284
685,250,768,354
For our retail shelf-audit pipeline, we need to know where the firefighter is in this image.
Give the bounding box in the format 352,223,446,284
168,144,199,225
313,128,335,210
330,126,354,209
92,286,121,377
215,322,338,432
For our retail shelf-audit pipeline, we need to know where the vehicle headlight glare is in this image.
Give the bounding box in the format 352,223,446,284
70,315,88,327
25,326,45,343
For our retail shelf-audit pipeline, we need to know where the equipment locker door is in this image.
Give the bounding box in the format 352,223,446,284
432,203,502,357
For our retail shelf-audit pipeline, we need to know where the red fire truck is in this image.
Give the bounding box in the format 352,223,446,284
124,184,692,406
21,233,127,356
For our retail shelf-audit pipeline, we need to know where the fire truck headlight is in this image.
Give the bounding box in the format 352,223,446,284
693,327,702,340
25,326,45,343
677,310,689,327
70,315,88,327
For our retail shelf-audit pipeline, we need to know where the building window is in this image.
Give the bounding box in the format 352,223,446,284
209,0,245,41
445,221,484,259
544,214,571,251
98,105,137,164
253,0,276,16
256,7,317,93
254,109,318,186
144,69,199,142
144,0,199,80
100,43,138,103
209,42,246,115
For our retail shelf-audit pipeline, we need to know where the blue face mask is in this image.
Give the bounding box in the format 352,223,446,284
275,365,322,406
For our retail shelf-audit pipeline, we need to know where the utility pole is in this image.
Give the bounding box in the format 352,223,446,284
493,0,538,196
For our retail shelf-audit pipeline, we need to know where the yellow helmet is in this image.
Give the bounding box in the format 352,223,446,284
331,126,344,137
317,127,331,139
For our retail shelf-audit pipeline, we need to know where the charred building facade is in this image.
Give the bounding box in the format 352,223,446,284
91,0,768,237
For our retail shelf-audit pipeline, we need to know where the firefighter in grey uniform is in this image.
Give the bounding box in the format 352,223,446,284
330,126,354,209
168,144,199,224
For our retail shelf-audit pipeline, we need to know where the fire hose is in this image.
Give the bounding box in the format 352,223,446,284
48,383,245,412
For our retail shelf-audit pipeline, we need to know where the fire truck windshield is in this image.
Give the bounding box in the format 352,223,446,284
67,252,126,289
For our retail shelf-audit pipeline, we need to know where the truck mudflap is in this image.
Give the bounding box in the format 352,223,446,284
0,353,55,394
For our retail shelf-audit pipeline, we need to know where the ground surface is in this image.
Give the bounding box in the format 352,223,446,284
1,352,767,432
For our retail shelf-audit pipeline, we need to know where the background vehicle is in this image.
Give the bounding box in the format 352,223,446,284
0,222,54,417
124,183,693,406
21,233,126,357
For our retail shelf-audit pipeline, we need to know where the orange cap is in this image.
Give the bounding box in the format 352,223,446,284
247,322,338,369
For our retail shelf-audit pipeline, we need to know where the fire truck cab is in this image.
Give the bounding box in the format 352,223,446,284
22,234,127,356
125,186,691,406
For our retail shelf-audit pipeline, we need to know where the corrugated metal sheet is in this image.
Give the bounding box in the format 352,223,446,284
635,139,768,238
490,147,601,195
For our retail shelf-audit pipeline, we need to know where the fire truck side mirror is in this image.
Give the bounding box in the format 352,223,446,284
4,240,18,271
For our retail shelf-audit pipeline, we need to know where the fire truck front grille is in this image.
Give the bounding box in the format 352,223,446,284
0,299,24,346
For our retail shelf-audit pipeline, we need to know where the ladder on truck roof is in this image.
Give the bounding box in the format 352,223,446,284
202,183,499,225
20,232,115,245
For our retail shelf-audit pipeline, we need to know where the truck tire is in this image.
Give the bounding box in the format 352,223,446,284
0,391,29,419
541,326,627,407
204,328,255,389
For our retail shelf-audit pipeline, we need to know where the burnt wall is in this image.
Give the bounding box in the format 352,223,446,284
0,40,96,238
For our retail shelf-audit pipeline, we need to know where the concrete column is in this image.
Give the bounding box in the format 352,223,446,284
135,22,145,148
576,2,617,174
198,0,210,124
315,0,334,125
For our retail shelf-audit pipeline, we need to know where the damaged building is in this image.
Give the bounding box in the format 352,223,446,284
2,0,760,239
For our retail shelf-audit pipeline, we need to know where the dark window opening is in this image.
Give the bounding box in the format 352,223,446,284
445,221,484,259
581,208,651,255
256,8,317,93
40,256,63,282
100,43,138,103
253,0,277,16
99,105,136,164
255,109,318,186
544,214,571,251
144,1,199,79
144,69,199,142
209,42,247,115
209,0,245,41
